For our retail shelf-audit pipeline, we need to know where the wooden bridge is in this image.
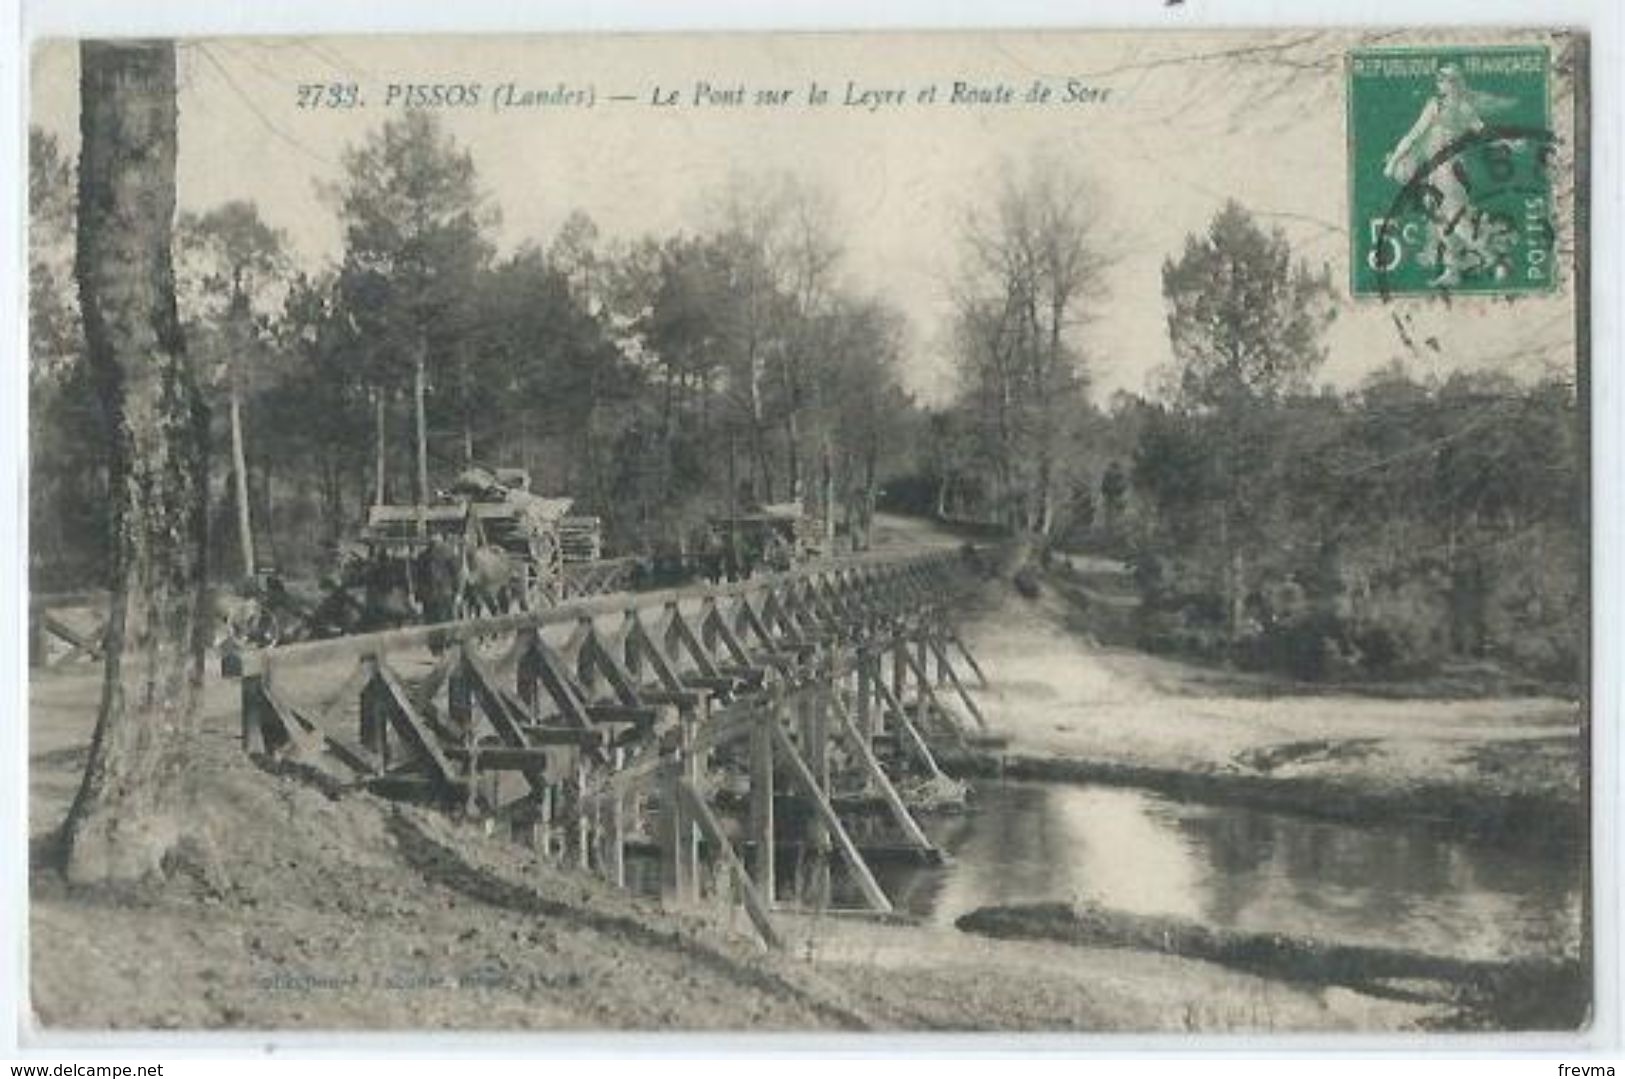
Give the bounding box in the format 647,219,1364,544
28,591,110,668
228,545,995,947
27,558,642,669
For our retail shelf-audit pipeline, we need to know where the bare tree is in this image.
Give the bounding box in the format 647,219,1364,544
709,173,841,506
64,41,212,885
176,201,289,578
814,296,909,550
954,153,1107,536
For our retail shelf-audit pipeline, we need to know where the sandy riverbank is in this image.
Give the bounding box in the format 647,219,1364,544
947,563,1585,844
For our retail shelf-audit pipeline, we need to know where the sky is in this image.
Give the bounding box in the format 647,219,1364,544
29,28,1579,405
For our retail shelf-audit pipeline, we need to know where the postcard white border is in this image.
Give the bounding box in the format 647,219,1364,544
4,0,1620,1059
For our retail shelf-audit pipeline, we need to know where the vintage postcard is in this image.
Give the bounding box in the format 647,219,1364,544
23,26,1592,1041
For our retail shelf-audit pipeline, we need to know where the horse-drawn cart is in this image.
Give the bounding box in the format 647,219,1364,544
357,467,634,619
361,469,579,613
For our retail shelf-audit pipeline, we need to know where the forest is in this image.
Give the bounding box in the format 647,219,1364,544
30,111,1584,689
910,197,1583,688
30,111,916,589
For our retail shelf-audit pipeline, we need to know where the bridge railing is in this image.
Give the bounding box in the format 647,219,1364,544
231,545,958,680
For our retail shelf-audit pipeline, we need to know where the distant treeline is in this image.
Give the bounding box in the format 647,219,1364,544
1128,369,1581,686
912,201,1584,688
28,115,914,588
918,366,1582,687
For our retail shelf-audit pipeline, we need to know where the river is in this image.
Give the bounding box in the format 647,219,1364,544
858,780,1584,962
623,778,1583,963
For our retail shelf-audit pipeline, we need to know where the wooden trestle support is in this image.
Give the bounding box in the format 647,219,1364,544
232,547,993,949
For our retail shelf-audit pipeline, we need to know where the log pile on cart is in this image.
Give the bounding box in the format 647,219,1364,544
364,467,579,612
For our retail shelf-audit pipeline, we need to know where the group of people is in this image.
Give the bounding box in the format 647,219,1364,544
218,531,523,652
637,523,797,589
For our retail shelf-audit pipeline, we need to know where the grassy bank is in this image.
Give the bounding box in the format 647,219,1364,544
956,902,1588,1032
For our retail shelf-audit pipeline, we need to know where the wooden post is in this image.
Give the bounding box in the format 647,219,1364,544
623,610,643,680
677,778,783,950
750,699,777,905
659,714,697,905
241,673,270,754
575,617,601,694
448,647,473,736
540,784,555,860
891,639,907,709
857,648,875,744
680,700,705,895
899,645,972,746
659,757,687,904
951,633,990,688
769,722,891,913
463,735,480,818
28,607,45,669
799,673,831,909
875,678,945,781
517,629,541,711
929,634,989,730
608,788,626,889
701,601,720,653
831,697,935,854
591,791,605,879
358,657,389,770
576,754,592,872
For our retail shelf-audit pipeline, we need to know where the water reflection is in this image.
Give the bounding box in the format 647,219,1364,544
878,782,1582,961
619,780,1581,962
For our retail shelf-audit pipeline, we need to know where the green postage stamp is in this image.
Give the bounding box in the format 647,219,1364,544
1348,46,1555,297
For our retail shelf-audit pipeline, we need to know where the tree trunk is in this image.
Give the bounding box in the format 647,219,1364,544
786,410,802,501
257,453,278,573
65,40,211,886
457,349,475,468
746,335,774,504
228,386,253,577
321,454,342,546
518,408,530,481
727,429,742,571
413,343,428,535
373,388,387,506
860,446,878,550
1036,461,1056,538
1228,545,1246,640
820,436,835,551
